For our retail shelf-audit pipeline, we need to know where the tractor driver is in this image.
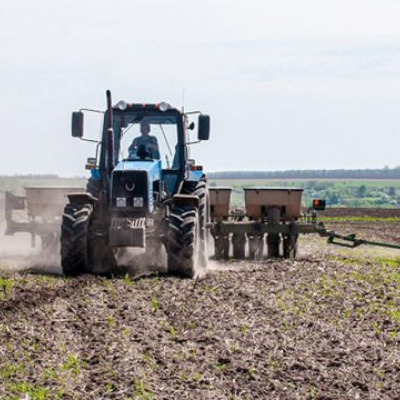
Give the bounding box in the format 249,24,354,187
129,122,160,160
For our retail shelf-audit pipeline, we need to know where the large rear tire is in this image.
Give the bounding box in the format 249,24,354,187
182,179,209,267
167,205,203,278
61,203,93,276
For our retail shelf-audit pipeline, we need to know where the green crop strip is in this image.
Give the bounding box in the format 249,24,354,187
328,254,400,269
319,216,400,222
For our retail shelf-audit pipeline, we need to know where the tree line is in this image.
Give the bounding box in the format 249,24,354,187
208,168,400,180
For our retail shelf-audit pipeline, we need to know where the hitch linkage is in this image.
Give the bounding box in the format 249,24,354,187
321,230,400,250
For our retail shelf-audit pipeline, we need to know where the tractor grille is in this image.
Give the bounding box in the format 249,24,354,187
112,170,148,211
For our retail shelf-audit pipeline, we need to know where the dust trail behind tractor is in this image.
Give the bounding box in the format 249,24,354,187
5,187,84,251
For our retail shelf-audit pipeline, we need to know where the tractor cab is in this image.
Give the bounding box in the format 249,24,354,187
108,105,184,200
64,92,211,278
72,100,210,199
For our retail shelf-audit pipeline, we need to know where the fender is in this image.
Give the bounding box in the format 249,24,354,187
67,192,98,205
185,170,205,184
172,194,199,208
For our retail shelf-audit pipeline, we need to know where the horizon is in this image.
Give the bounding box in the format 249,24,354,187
1,165,400,180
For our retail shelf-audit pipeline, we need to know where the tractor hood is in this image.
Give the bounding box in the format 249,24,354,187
111,160,162,213
114,160,162,181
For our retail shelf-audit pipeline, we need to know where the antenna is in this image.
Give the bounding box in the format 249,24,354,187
182,85,186,113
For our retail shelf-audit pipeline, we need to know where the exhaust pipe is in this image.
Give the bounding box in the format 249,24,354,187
106,90,115,175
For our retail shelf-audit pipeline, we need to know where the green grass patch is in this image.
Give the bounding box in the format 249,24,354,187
273,249,400,333
0,277,14,300
0,362,65,399
320,216,400,222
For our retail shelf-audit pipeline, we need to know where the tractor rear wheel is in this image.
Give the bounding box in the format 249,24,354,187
61,203,93,276
167,205,204,278
182,179,209,267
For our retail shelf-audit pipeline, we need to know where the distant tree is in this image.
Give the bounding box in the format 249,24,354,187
208,167,400,180
305,181,317,189
314,181,332,191
327,192,339,205
356,185,367,198
388,187,396,196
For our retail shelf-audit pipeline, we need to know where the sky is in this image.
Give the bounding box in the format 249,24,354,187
1,0,400,176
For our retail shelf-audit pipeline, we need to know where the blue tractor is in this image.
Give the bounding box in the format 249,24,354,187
61,90,211,278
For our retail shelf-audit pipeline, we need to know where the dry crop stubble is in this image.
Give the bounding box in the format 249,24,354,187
0,209,400,398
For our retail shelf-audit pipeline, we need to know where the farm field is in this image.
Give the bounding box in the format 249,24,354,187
1,176,400,210
211,178,400,188
1,209,400,399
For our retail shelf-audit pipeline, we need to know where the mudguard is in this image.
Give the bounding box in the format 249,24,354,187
185,170,205,184
67,192,99,205
173,194,199,208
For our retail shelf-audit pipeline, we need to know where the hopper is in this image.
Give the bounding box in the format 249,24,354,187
209,187,232,220
244,187,303,220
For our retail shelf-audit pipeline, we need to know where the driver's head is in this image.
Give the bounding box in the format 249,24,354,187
140,122,150,136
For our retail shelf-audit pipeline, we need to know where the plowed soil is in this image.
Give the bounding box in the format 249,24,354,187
1,208,400,399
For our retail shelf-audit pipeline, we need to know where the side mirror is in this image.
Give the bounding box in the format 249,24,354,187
198,115,210,141
72,112,84,138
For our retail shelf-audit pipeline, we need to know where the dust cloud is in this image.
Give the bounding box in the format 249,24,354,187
0,232,62,275
113,247,168,278
0,225,231,278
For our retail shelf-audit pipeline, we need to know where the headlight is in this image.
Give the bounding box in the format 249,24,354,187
133,197,144,208
116,100,128,111
116,197,126,207
158,101,171,112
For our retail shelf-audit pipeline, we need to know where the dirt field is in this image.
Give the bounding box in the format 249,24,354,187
1,209,400,399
